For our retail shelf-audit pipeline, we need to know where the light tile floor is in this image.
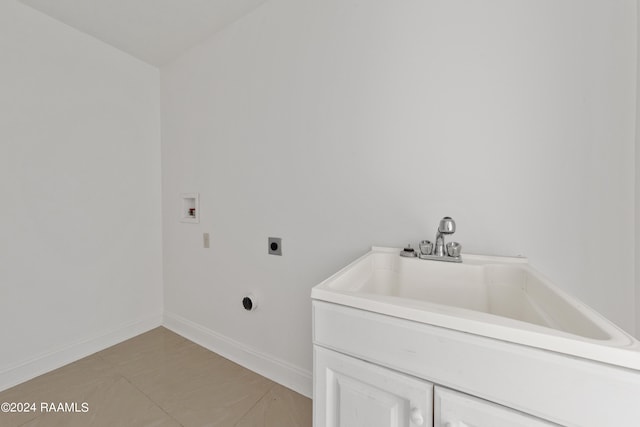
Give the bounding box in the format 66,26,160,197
0,328,312,427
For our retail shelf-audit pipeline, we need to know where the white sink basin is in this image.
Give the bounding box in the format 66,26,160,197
311,247,640,370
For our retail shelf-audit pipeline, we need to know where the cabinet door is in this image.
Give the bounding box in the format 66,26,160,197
434,387,559,427
314,346,432,427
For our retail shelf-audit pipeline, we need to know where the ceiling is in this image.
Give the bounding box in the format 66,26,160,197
19,0,268,66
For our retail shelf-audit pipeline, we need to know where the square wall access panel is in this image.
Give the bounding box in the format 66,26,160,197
180,193,199,223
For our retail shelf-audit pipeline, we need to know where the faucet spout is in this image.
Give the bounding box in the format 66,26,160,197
434,217,456,257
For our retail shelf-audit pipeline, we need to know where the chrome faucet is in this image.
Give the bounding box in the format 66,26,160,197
434,217,455,256
417,216,462,263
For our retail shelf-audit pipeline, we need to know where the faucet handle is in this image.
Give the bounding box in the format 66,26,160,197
438,217,456,234
419,240,433,256
446,242,462,257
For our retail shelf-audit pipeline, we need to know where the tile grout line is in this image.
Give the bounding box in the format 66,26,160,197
94,352,186,427
98,333,267,427
8,354,109,427
233,381,277,426
15,414,40,427
118,375,185,427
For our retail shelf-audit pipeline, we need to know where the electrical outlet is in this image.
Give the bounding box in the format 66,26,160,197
268,237,282,256
203,233,210,248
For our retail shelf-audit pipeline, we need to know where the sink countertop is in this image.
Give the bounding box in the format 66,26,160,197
311,247,640,371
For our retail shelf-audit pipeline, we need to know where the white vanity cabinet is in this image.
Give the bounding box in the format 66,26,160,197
312,300,640,427
434,387,557,427
314,346,432,427
314,342,556,427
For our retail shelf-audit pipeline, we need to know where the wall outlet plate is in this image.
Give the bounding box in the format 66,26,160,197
268,237,282,256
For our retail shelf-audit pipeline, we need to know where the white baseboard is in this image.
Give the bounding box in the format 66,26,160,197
163,312,312,398
0,312,313,399
0,314,163,393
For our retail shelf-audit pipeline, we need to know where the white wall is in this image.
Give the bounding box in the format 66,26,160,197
0,1,162,390
161,0,637,394
636,0,640,340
